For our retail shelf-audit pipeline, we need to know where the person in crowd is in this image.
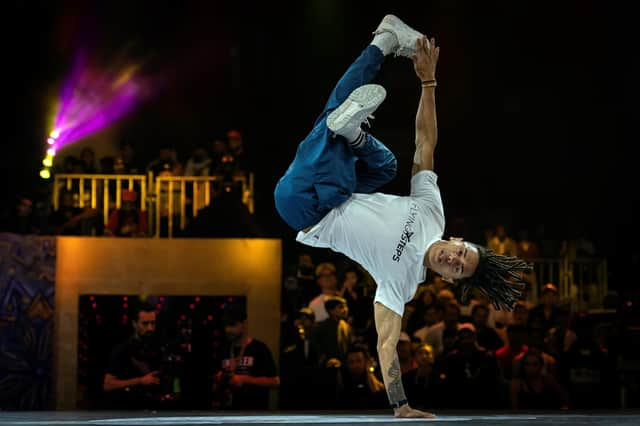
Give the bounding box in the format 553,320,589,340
103,303,165,409
308,262,339,323
104,189,148,237
213,304,279,410
510,350,568,410
338,345,387,409
402,343,443,410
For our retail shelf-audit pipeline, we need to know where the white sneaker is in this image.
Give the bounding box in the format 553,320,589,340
373,14,427,57
327,84,386,138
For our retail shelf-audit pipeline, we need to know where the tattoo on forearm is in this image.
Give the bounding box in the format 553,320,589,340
386,356,406,404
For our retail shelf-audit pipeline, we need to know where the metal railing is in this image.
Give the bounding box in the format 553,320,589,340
53,173,148,226
530,257,608,309
51,172,254,238
150,174,254,238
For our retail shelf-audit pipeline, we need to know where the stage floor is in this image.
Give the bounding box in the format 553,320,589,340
0,411,638,426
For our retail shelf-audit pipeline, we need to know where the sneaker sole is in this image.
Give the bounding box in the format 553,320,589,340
327,84,387,135
375,14,427,57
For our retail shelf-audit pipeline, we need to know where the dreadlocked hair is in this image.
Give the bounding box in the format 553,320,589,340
456,244,533,311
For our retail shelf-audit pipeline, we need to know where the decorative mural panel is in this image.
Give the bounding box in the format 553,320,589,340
0,233,56,410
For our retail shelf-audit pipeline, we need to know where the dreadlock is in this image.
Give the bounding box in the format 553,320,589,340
456,244,533,311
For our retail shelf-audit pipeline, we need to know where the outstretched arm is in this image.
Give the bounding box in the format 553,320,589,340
374,302,434,418
411,36,440,176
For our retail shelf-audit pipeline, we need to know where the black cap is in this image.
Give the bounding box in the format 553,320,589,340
222,304,247,326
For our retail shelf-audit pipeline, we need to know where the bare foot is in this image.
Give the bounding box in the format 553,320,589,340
394,405,436,418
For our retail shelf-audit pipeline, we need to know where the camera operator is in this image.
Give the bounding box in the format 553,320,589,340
103,303,167,409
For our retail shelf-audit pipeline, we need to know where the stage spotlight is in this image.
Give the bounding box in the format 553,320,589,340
47,147,56,156
49,129,60,139
47,137,55,145
42,156,53,167
40,169,51,179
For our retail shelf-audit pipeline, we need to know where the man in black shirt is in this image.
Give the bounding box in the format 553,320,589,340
214,304,279,410
103,303,164,409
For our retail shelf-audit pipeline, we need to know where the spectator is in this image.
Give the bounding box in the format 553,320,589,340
510,350,568,410
471,304,505,352
562,313,617,409
512,301,530,326
80,147,98,173
338,345,387,409
512,328,557,380
213,304,279,410
313,296,352,367
308,262,339,323
406,285,436,337
118,141,143,174
338,265,371,331
414,301,460,356
280,307,321,409
47,189,100,235
185,148,212,177
496,325,529,380
103,303,165,409
1,196,39,235
402,343,443,410
397,332,416,375
226,129,248,174
487,224,519,257
145,145,177,176
529,283,567,334
104,189,148,237
440,323,504,409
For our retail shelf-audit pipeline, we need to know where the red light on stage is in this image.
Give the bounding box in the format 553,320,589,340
207,315,213,321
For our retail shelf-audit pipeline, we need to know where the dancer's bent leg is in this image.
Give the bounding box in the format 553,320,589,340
353,134,397,194
274,46,386,231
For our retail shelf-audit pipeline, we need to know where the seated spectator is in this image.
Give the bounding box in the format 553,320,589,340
471,303,505,352
185,148,212,176
79,147,98,173
510,350,568,411
562,313,617,409
402,343,444,410
511,300,530,326
512,327,557,379
145,145,177,176
337,345,386,409
308,262,339,323
104,189,147,237
397,332,416,375
405,285,436,337
48,189,100,235
496,325,529,380
280,307,321,409
529,283,567,334
313,296,352,367
414,301,460,357
440,323,505,409
1,196,39,235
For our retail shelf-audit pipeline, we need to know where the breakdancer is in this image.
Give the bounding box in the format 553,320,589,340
274,14,531,417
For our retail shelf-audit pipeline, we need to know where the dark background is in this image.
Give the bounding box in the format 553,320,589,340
4,1,636,288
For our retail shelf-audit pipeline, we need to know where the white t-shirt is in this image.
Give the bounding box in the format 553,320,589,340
296,170,445,316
